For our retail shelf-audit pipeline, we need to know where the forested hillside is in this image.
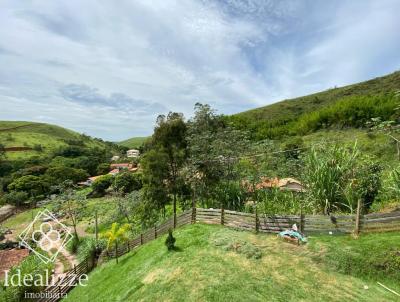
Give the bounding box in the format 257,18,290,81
226,71,400,140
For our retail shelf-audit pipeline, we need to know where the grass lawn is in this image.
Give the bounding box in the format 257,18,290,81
64,224,400,302
2,208,42,236
118,136,149,149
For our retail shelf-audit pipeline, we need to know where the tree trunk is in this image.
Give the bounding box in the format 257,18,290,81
397,141,400,161
115,242,119,264
173,193,177,228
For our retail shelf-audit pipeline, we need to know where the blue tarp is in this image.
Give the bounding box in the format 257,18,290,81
278,230,307,243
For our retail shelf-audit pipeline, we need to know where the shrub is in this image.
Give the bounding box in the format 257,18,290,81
67,234,80,254
113,172,142,194
3,191,29,206
77,237,107,265
303,144,359,213
91,174,114,197
0,227,5,241
165,229,176,251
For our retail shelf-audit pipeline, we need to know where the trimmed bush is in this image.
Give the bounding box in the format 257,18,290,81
165,229,176,251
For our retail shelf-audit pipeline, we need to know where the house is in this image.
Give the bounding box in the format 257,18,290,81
127,149,140,158
244,177,305,193
78,163,139,187
110,163,133,170
77,175,102,187
111,155,120,161
108,169,120,175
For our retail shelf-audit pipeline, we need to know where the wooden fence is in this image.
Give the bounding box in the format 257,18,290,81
196,208,400,234
103,209,193,259
36,207,400,301
37,256,95,302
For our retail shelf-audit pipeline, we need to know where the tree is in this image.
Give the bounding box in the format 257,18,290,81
91,174,114,197
113,172,142,194
151,112,187,226
45,166,88,184
186,103,249,209
141,150,170,216
56,182,87,240
0,144,5,159
103,222,130,263
7,175,49,204
97,163,110,175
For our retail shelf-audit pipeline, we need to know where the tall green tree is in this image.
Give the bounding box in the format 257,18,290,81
141,149,170,217
186,103,249,209
145,112,187,224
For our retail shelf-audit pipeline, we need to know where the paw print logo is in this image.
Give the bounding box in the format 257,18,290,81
19,209,73,263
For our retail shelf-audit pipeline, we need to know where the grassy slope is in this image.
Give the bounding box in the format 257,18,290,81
64,224,399,302
233,71,400,123
118,136,148,149
295,128,397,167
0,121,106,160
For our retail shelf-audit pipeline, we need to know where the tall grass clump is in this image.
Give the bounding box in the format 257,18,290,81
303,143,383,214
303,144,359,214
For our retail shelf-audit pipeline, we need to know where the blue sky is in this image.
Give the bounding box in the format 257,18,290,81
0,0,399,141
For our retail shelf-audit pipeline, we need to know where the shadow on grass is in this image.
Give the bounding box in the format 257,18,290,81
167,246,183,252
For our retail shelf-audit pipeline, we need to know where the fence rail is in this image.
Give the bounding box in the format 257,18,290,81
36,206,400,301
195,208,400,235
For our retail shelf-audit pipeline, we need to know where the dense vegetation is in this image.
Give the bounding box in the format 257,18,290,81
0,122,125,207
225,71,400,140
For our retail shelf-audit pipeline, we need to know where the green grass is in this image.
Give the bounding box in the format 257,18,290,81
298,128,397,167
231,71,400,125
64,224,399,302
0,121,109,160
118,136,149,149
308,232,400,284
2,208,42,234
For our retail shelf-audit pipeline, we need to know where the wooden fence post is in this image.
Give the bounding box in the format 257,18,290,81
221,206,225,225
173,213,177,229
154,225,157,239
355,199,362,236
255,206,259,233
299,207,304,233
127,241,130,252
95,210,98,246
140,233,143,245
191,206,196,224
86,257,89,272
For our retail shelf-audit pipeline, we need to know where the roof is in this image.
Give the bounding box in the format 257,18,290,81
110,163,132,168
88,176,102,181
109,169,120,175
244,177,305,193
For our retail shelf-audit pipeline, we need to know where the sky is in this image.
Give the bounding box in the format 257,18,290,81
0,0,399,141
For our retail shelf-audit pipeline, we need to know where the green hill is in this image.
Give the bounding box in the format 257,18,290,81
65,224,399,302
226,71,400,140
0,121,112,160
118,136,149,149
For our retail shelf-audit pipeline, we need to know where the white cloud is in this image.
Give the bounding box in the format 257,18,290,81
0,0,399,140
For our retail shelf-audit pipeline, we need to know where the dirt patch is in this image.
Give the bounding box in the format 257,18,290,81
0,249,29,279
143,268,165,284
